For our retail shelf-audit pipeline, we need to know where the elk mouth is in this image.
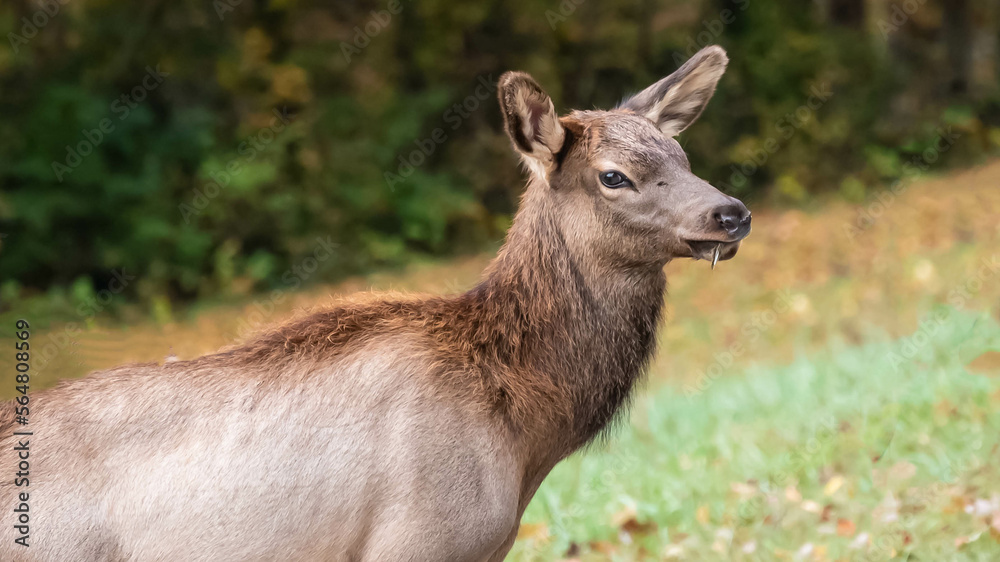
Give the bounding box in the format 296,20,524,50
686,239,743,267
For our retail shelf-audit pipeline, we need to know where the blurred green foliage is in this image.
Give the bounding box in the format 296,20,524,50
0,0,998,313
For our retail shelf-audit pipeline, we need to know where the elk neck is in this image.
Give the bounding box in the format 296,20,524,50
457,178,667,456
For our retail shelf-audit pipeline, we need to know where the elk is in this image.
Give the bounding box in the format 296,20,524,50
1,45,749,561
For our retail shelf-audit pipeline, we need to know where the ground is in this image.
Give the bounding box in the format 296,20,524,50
2,161,999,560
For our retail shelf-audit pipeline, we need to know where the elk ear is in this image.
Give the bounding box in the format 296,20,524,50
619,46,728,137
498,71,566,179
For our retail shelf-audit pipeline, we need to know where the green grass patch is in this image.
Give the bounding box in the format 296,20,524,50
511,308,1000,560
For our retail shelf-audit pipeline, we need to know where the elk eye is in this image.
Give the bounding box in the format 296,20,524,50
599,171,633,189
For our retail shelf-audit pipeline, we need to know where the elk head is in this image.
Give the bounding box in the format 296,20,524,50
498,46,750,271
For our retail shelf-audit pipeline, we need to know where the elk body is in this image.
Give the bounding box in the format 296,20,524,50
1,46,749,561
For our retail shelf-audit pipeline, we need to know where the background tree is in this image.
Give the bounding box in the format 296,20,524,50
0,0,997,316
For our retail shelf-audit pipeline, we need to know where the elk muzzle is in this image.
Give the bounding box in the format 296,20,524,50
684,196,751,267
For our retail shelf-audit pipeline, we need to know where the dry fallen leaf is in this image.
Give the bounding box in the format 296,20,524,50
966,350,1000,375
955,531,982,548
516,522,549,542
620,517,657,536
874,494,900,523
836,518,857,537
696,505,711,525
849,532,870,549
589,541,617,555
824,475,845,496
990,515,1000,541
934,399,957,419
663,544,685,559
801,500,823,514
945,494,968,515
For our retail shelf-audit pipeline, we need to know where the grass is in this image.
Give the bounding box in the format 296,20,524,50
1,161,1000,559
509,309,1000,560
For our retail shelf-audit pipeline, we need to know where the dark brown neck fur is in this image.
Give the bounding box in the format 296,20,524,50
228,180,666,456
462,182,665,451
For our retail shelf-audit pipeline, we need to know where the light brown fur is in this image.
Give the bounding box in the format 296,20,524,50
0,46,749,561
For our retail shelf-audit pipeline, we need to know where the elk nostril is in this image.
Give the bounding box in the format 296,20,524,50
740,212,752,225
714,212,738,232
